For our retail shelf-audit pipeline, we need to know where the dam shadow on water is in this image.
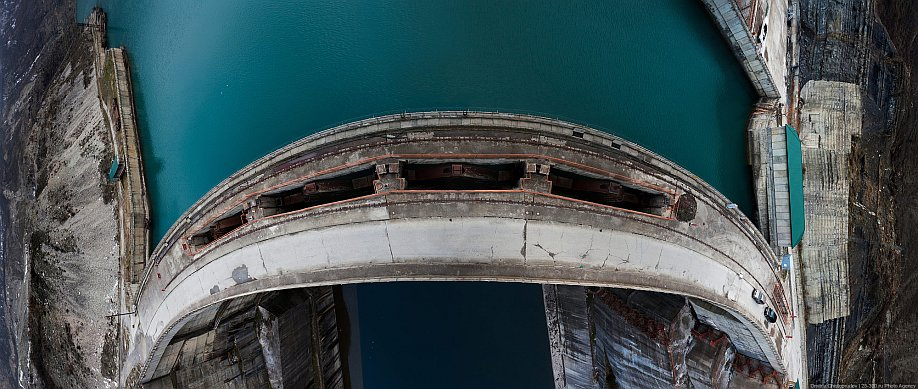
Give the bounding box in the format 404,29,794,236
339,282,554,389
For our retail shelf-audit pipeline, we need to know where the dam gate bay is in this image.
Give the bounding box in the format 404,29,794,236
79,1,760,387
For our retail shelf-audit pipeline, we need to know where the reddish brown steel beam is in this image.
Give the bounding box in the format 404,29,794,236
193,153,679,239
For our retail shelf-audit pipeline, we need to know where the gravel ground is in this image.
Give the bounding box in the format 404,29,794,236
18,57,120,389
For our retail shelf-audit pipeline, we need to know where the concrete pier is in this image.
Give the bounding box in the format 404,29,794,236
748,102,782,246
798,80,860,324
89,8,151,302
88,8,152,387
748,107,803,250
110,47,152,293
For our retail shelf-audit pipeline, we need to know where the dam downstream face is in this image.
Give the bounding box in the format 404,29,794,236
77,1,757,386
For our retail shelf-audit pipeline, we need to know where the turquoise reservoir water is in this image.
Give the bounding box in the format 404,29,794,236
77,1,757,388
77,1,757,242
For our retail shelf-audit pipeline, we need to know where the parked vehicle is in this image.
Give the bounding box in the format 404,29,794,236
764,307,778,323
752,289,767,304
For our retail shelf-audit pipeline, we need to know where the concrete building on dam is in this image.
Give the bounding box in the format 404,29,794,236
88,0,831,386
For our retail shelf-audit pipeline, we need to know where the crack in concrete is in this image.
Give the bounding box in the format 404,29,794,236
255,242,268,274
534,243,557,259
383,221,395,262
580,234,595,259
521,220,528,262
320,237,332,265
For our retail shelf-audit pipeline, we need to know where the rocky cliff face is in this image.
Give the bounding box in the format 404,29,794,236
798,0,918,383
860,0,918,383
1,1,121,388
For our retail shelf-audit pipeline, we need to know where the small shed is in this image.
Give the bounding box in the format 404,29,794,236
108,157,124,181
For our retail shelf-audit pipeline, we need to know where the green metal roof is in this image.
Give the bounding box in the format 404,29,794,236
786,125,805,247
108,158,120,181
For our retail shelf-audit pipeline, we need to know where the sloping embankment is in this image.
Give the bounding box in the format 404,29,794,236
1,6,122,387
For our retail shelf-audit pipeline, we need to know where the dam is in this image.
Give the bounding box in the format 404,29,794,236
122,111,802,387
77,0,818,387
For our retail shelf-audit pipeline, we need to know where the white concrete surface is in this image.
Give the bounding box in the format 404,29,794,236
137,216,789,381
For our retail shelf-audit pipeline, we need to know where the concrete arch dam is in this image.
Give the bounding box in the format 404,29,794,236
124,111,796,384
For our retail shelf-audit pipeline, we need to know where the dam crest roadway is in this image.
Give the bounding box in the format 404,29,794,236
122,111,802,384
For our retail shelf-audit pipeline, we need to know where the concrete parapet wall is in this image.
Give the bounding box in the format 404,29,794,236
121,112,801,385
700,0,787,99
89,8,151,301
88,10,152,384
110,48,151,297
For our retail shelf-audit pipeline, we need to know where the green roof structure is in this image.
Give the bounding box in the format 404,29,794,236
785,125,805,247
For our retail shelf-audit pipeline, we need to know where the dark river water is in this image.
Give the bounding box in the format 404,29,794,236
77,1,757,387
